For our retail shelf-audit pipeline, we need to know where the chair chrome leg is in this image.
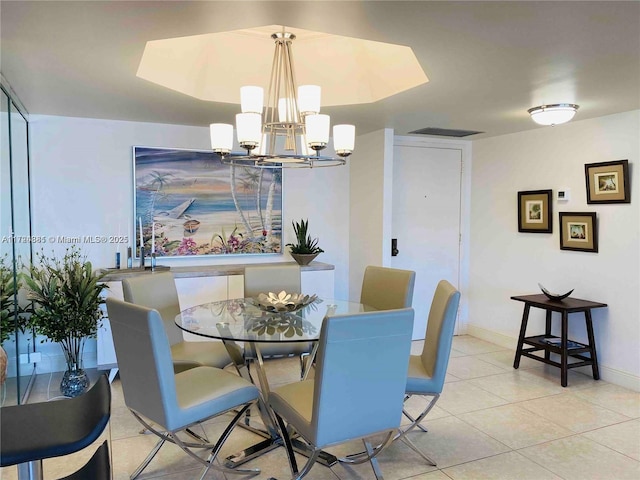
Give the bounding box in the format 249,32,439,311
396,393,439,441
275,413,299,477
339,431,394,465
402,409,429,432
363,439,385,480
400,436,436,466
170,404,260,476
130,437,165,480
293,449,320,480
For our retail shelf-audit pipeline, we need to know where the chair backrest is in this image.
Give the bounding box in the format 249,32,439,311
311,308,414,448
420,280,461,392
0,374,111,467
359,266,415,310
106,297,177,429
244,264,301,297
122,272,183,346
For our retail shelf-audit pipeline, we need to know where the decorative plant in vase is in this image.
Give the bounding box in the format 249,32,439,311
24,247,107,397
286,219,324,266
0,255,29,386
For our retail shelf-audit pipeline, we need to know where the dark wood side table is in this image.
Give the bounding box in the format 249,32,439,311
511,294,607,387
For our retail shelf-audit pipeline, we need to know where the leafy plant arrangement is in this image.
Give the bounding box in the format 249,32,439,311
287,219,324,255
23,247,107,395
0,255,29,345
286,219,324,266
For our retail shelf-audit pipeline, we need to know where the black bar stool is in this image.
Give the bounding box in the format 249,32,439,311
0,374,111,480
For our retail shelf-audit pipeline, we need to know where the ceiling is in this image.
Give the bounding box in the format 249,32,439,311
1,1,639,140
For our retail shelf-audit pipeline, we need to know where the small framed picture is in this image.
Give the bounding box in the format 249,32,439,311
559,212,598,253
518,189,552,233
585,159,630,204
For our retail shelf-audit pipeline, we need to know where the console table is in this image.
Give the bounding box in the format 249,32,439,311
511,294,607,387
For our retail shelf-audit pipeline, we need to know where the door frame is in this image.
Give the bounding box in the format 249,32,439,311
392,135,472,335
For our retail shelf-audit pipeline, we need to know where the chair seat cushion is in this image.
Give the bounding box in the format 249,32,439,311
167,367,259,431
269,379,315,442
171,340,234,369
406,355,440,394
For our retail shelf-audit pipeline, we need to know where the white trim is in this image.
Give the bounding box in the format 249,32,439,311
467,324,640,392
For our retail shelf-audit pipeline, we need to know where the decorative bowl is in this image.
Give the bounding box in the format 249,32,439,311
252,291,318,313
538,283,574,301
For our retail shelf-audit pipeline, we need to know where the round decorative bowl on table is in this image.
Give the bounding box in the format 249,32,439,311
251,291,318,313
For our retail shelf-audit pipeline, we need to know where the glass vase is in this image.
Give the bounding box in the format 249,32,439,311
60,368,90,397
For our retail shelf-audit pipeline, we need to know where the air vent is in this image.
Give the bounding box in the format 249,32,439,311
408,127,484,138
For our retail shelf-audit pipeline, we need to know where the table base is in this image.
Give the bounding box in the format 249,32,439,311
224,436,338,469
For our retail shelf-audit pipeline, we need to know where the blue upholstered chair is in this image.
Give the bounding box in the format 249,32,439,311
106,298,260,479
122,272,236,371
400,279,460,465
268,308,414,479
360,265,416,310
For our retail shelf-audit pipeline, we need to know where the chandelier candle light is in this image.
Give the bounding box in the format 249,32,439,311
210,31,355,168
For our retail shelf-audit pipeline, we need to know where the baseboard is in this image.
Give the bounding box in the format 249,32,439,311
466,324,640,392
466,324,517,350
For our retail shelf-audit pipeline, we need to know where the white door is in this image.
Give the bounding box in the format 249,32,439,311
391,144,462,339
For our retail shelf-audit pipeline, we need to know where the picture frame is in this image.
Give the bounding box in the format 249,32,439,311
559,212,598,253
518,189,553,233
585,159,630,204
133,146,283,258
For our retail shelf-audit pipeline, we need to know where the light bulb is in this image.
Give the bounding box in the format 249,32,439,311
298,85,321,115
210,123,233,155
305,114,330,152
236,113,261,151
240,86,264,114
333,124,355,157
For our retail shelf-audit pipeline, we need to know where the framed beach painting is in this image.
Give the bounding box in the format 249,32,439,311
559,212,598,253
133,146,282,258
518,189,552,233
585,159,630,204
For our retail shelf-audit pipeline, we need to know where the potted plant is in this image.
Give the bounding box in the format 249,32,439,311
24,247,107,397
0,255,29,386
286,218,324,266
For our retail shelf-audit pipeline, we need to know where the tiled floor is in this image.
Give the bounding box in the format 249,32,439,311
2,335,639,480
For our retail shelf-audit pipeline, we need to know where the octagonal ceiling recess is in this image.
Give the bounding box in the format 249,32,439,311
136,24,428,106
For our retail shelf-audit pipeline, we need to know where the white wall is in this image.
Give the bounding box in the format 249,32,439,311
469,110,640,389
348,128,394,301
28,114,351,370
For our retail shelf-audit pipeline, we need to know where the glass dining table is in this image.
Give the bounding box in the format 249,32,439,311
175,296,369,469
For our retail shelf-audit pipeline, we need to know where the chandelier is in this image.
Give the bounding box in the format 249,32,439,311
209,31,355,168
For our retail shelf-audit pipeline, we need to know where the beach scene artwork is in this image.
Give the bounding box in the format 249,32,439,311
134,147,282,257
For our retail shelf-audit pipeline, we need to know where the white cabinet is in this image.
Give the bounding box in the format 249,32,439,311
97,266,334,370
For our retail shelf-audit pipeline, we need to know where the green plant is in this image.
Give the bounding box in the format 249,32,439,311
23,247,107,371
286,219,324,255
0,255,28,344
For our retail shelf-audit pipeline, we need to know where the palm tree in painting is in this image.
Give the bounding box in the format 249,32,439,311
242,168,265,233
229,165,254,237
264,169,282,243
147,171,173,221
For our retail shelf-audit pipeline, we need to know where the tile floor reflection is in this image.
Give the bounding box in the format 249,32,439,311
1,335,639,480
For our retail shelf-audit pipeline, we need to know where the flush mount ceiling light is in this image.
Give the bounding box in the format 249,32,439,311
137,24,428,168
528,104,579,126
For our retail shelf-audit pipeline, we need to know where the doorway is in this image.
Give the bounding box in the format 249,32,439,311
391,142,463,339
